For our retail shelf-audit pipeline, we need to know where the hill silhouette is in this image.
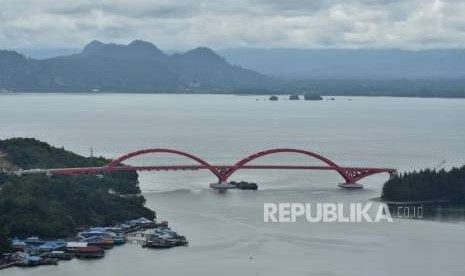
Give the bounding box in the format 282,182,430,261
0,40,272,92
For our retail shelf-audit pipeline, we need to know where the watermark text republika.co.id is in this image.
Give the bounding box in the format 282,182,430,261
263,202,422,223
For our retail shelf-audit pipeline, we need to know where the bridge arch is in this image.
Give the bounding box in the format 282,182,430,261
221,148,352,183
106,148,223,181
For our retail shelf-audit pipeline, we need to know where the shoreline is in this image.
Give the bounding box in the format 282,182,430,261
0,218,187,271
0,91,465,99
372,197,451,206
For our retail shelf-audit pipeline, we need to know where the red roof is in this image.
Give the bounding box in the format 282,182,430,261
78,246,104,253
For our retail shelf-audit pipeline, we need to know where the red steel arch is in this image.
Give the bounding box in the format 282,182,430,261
220,148,352,183
106,148,223,180
95,147,395,185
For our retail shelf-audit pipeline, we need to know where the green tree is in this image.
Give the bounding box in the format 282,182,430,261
0,226,12,254
382,166,465,203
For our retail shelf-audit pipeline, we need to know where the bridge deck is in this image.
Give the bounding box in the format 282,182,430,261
15,165,396,175
14,147,397,184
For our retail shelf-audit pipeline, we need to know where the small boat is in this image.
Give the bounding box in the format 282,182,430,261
81,236,114,249
154,221,169,228
39,258,58,266
166,237,188,246
11,239,26,251
71,246,105,259
112,234,126,245
78,230,106,239
16,255,42,267
15,254,58,267
24,237,45,246
142,238,174,249
42,251,73,260
128,217,157,229
231,181,258,190
38,241,67,252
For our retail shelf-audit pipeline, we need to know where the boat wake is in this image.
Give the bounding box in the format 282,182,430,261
142,187,207,195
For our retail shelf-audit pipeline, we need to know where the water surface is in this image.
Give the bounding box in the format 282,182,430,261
1,94,464,276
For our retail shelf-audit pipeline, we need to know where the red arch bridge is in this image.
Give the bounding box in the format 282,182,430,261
16,148,397,189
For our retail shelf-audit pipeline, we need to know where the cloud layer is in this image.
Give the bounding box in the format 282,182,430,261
1,0,464,50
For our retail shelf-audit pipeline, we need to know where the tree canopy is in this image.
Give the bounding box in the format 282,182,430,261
382,166,465,203
0,138,155,240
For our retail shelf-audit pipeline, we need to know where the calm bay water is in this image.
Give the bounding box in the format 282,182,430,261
1,94,465,276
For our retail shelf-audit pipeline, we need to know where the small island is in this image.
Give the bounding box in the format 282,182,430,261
289,94,300,100
381,165,465,204
303,93,323,101
269,95,279,101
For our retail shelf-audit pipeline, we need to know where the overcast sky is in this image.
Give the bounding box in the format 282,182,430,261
1,0,464,50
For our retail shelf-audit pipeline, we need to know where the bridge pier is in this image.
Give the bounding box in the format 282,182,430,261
338,182,363,189
209,181,236,190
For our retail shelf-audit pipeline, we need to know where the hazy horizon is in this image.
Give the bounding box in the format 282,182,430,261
8,40,465,80
14,44,465,60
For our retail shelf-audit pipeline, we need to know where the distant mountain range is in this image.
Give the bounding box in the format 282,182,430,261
0,40,272,92
2,42,465,97
219,48,465,79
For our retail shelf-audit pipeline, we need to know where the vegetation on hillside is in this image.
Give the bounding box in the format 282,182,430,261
0,138,139,194
289,94,300,100
0,138,107,169
304,93,323,101
0,138,155,240
269,95,278,101
0,226,12,254
382,166,465,203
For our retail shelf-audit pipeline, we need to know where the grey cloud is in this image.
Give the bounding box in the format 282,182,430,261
48,1,200,19
1,0,465,50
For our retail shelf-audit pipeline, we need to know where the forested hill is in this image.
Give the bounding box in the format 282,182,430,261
0,138,154,242
0,137,107,169
382,166,465,203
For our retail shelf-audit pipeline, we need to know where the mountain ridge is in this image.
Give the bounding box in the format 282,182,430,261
0,40,273,92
